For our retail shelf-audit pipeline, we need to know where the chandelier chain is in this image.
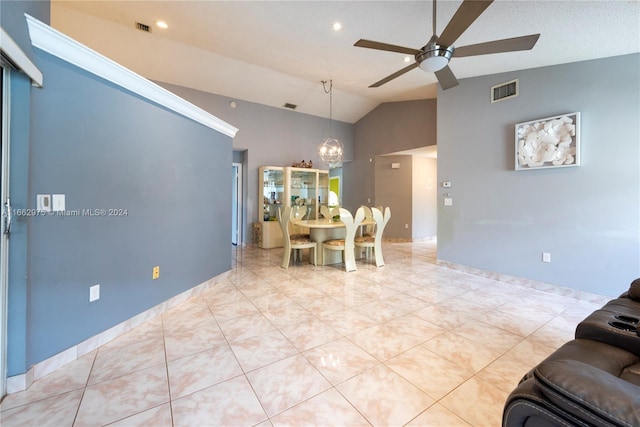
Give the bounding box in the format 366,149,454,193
322,79,334,136
318,79,343,167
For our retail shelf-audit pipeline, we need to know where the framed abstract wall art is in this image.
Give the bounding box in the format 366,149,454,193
515,112,580,170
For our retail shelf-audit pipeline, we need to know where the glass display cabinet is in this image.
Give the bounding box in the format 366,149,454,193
287,167,318,220
317,170,329,216
257,166,328,248
258,166,285,248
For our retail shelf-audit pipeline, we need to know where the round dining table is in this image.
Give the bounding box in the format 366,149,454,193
292,218,374,265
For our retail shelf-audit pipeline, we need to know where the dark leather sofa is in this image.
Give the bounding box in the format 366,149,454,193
502,279,640,427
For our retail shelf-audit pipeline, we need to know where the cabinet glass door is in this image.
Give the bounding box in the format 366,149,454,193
289,168,317,219
260,167,284,221
318,170,329,213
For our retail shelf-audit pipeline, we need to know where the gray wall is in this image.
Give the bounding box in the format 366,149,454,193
157,82,353,244
437,53,640,297
12,46,233,372
413,157,437,239
347,99,437,239
375,155,413,239
348,100,437,213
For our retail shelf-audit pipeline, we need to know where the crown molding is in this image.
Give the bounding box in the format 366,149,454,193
0,26,43,87
25,14,238,138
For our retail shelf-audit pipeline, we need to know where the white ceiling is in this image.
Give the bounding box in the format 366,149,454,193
51,1,640,123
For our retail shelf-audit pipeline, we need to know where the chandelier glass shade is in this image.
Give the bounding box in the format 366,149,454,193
317,137,343,166
318,80,343,167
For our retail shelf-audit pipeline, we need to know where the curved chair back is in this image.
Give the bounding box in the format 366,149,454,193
371,206,391,266
360,205,375,236
340,207,365,245
277,205,293,240
277,206,316,268
361,205,373,220
339,207,365,272
290,205,309,235
291,205,308,220
320,205,341,220
320,205,332,220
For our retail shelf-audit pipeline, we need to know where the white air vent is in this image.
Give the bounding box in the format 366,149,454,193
135,22,151,33
491,79,518,103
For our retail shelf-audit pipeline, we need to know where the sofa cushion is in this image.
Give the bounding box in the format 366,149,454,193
534,359,640,426
503,377,588,427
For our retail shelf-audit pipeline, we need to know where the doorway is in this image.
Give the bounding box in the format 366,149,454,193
231,163,242,245
0,64,10,398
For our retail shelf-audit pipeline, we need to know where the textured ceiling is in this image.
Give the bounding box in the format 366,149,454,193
51,1,640,123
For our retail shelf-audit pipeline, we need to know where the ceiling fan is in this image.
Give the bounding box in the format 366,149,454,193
354,0,540,90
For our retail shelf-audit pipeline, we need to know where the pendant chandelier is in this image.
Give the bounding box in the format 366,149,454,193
317,80,344,167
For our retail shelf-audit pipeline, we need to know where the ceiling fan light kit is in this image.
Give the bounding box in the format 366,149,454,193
417,40,454,72
354,0,540,90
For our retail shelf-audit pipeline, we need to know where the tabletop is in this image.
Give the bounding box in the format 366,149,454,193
292,218,375,228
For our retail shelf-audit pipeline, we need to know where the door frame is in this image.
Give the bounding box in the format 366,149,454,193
232,162,243,245
0,63,10,398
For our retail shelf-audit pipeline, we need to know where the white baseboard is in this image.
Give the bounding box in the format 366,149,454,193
6,270,230,394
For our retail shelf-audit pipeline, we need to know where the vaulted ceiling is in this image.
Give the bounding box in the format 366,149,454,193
51,1,640,123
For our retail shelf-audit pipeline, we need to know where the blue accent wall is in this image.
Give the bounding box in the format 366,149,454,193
0,1,50,58
10,47,233,371
1,0,50,376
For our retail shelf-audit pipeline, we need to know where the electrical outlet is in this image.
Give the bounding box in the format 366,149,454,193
89,284,100,302
542,252,551,263
152,266,160,280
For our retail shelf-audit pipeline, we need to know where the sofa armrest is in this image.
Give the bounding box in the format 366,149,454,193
534,360,640,426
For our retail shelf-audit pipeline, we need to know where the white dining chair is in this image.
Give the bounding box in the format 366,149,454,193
277,206,317,269
360,205,375,237
355,206,391,267
290,205,309,239
320,205,332,220
320,205,340,220
322,207,365,272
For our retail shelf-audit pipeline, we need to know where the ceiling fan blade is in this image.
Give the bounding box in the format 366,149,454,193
437,0,493,47
434,65,459,90
453,34,540,57
354,39,421,55
369,63,419,88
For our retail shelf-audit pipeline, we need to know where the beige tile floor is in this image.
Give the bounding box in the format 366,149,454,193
0,241,606,426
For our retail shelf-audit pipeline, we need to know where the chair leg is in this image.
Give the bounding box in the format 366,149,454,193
281,249,290,269
344,247,357,272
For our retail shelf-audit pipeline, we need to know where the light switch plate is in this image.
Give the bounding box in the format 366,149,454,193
444,197,453,206
52,194,65,212
89,284,100,302
37,194,51,212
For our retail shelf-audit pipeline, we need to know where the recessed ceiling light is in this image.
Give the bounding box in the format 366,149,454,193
156,21,168,29
332,22,342,31
404,56,412,63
